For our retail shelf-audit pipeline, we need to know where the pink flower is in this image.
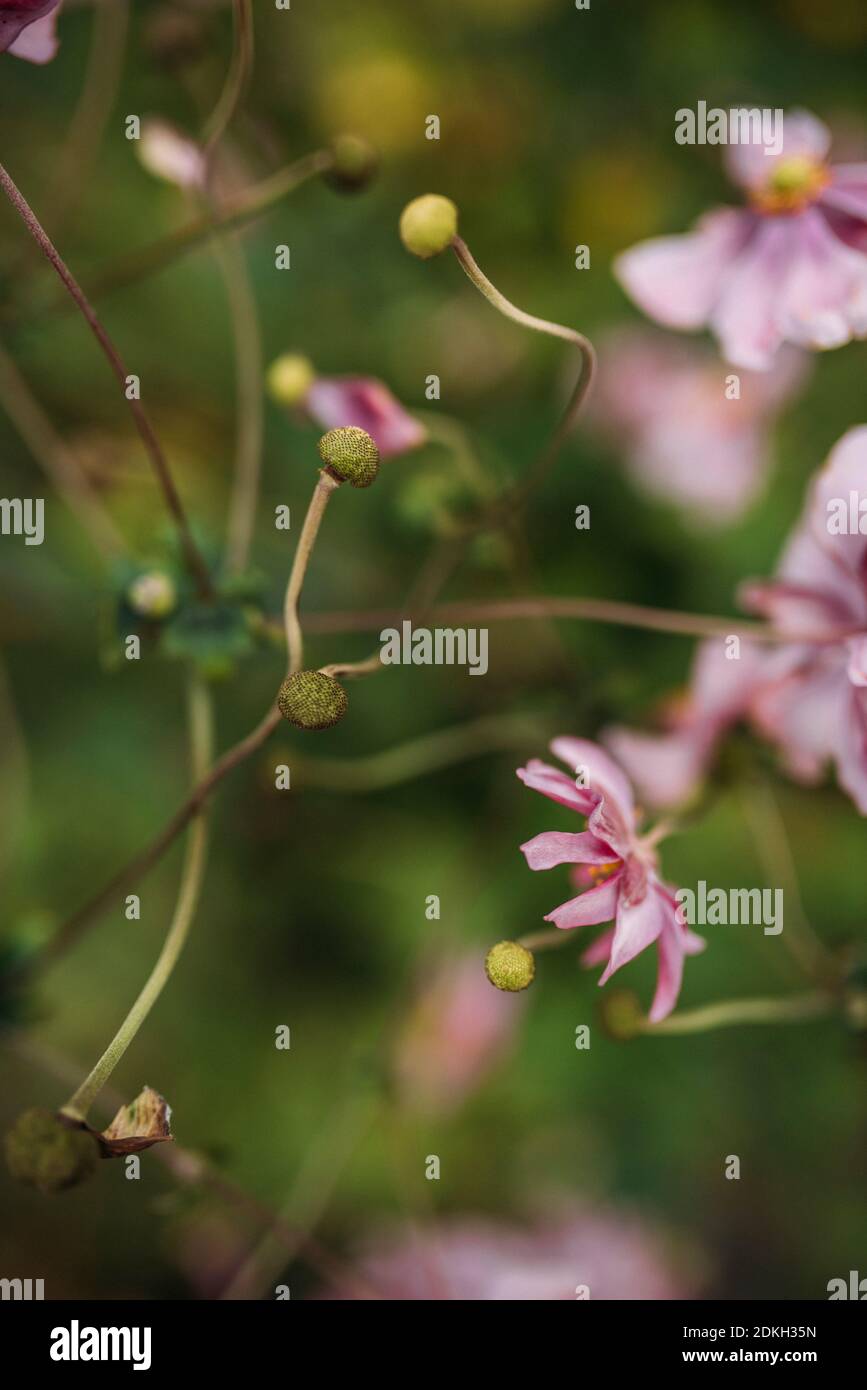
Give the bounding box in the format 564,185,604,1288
615,110,867,369
739,425,867,811
1,0,61,62
305,376,426,458
590,330,808,524
608,426,867,814
393,949,525,1115
321,1205,694,1300
517,739,704,1021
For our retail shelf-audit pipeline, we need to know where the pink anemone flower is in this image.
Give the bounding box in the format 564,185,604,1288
305,376,426,458
589,330,808,524
615,109,867,370
607,426,867,815
517,739,704,1021
1,0,61,62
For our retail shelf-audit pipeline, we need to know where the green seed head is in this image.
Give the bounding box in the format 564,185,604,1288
127,570,177,620
599,989,644,1041
484,940,535,992
325,133,379,193
267,353,316,408
399,194,458,259
317,426,379,488
277,670,349,731
5,1108,99,1195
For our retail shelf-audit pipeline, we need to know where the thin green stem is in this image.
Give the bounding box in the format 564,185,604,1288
450,233,596,514
283,471,341,675
202,0,254,163
290,712,544,793
69,150,332,303
61,676,214,1121
640,992,832,1036
212,227,264,576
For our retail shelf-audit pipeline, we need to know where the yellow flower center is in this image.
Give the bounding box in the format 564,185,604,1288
752,156,830,214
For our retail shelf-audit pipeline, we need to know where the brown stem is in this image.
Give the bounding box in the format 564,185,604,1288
0,162,214,599
301,596,826,645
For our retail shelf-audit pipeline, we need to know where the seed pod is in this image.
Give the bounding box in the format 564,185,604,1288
399,194,458,259
484,940,535,992
277,670,348,731
317,426,379,488
5,1108,99,1195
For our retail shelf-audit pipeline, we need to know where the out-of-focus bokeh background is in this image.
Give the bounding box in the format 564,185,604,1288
2,0,866,1299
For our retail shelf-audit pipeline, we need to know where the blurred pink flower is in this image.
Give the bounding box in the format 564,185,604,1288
590,330,808,524
518,739,704,1021
305,376,426,458
323,1205,693,1300
615,110,867,369
394,949,525,1115
607,426,867,814
1,0,61,61
739,425,867,810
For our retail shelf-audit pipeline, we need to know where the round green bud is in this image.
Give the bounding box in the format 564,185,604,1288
126,570,177,620
325,134,379,193
277,670,348,731
399,194,458,259
484,940,535,992
317,426,379,488
267,353,316,408
5,1108,99,1195
598,988,644,1041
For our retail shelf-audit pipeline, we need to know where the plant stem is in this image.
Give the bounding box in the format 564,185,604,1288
450,233,596,513
62,676,214,1122
290,712,544,793
66,150,333,304
0,161,214,599
640,992,831,1035
302,595,831,645
202,0,254,164
213,227,264,576
283,472,341,675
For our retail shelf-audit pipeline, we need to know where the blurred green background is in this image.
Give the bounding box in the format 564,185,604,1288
1,0,867,1299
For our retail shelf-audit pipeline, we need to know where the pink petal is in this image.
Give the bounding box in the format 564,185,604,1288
598,879,668,984
544,872,623,931
306,377,426,458
520,830,617,871
710,216,798,370
846,636,867,687
3,2,60,61
580,926,616,968
776,208,867,352
724,109,831,193
648,919,687,1023
834,688,867,814
603,725,712,812
820,165,867,223
805,425,867,589
614,209,751,331
549,737,636,853
516,759,599,816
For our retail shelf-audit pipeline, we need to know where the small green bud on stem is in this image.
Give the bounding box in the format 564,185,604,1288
277,669,349,730
267,353,316,408
485,940,535,992
317,426,379,488
399,194,458,259
325,134,379,193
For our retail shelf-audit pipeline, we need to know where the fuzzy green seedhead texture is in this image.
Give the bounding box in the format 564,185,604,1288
399,194,458,259
5,1108,99,1195
326,133,379,192
485,940,535,992
277,670,349,730
317,426,380,487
